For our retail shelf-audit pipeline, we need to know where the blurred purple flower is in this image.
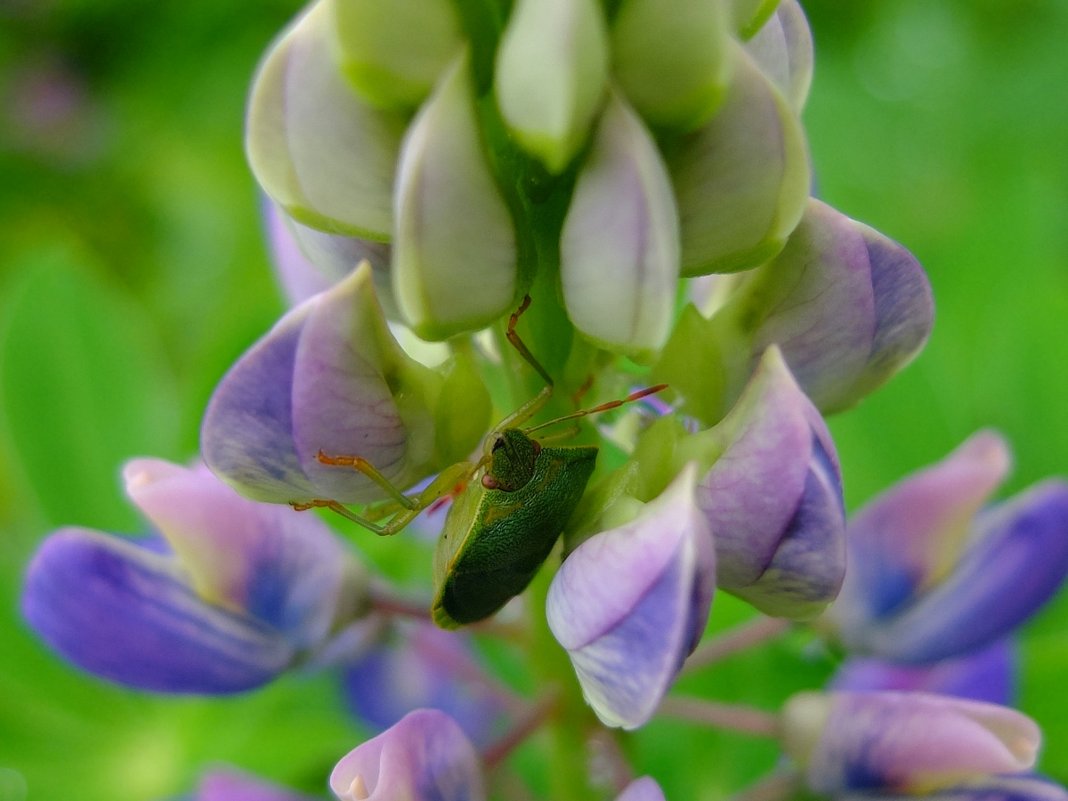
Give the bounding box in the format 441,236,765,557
828,431,1068,663
22,458,367,693
831,639,1016,707
696,346,845,619
547,465,716,729
194,769,320,801
344,621,512,746
330,709,485,801
834,775,1068,801
781,691,1040,795
616,776,666,801
3,53,103,163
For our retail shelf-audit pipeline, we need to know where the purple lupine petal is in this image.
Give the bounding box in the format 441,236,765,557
856,221,935,396
745,0,813,112
124,459,364,651
265,200,393,312
266,200,333,303
547,466,715,729
831,639,1017,706
615,776,667,801
833,431,1011,638
782,691,1040,795
837,775,1068,801
201,300,317,504
735,437,846,618
22,528,293,693
344,622,509,746
289,265,430,503
865,480,1068,663
697,347,845,619
203,263,443,506
739,199,877,409
724,198,932,413
197,769,320,801
330,709,485,801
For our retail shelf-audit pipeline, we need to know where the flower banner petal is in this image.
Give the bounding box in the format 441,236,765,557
22,528,293,693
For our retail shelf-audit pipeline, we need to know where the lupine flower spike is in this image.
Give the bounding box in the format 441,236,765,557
16,0,1068,798
828,431,1068,663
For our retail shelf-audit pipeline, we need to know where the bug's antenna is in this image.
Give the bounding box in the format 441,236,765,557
524,384,669,435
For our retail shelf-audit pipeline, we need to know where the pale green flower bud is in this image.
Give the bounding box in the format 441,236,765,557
325,0,462,110
611,0,733,131
393,51,518,341
560,90,680,358
669,43,810,275
731,0,783,39
246,0,404,239
494,0,609,173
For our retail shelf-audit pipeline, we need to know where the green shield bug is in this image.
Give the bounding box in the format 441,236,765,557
429,429,597,628
302,296,665,629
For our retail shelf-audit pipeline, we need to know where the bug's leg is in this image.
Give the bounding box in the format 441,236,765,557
495,295,555,430
295,461,473,535
289,499,405,535
505,295,554,387
290,463,472,535
316,450,420,509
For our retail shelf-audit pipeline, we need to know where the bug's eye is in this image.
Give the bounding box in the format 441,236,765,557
532,440,542,456
491,436,506,453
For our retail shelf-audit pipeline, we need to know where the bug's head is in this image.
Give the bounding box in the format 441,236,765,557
481,429,541,492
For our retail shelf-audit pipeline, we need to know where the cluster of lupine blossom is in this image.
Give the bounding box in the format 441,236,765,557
20,0,1068,799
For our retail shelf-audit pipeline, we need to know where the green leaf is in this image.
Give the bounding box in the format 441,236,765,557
0,246,181,530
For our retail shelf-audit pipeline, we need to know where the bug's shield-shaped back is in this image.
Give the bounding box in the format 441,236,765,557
432,444,597,628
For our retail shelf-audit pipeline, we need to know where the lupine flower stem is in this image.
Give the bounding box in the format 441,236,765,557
369,587,433,621
727,771,801,801
368,585,530,643
682,616,791,675
528,565,603,801
656,696,781,738
589,729,638,794
483,691,561,769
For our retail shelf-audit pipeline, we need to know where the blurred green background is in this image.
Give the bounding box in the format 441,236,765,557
1,1,1066,798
